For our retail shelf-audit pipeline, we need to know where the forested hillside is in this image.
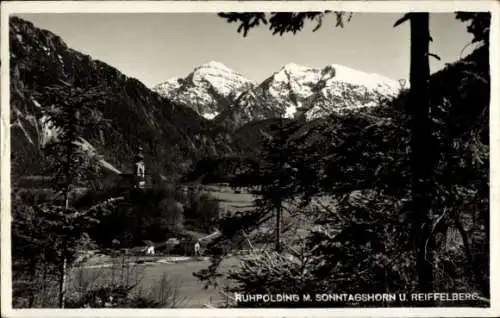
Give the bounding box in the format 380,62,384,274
10,17,232,183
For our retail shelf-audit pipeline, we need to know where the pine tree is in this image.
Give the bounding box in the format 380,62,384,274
218,12,437,294
251,116,304,252
36,57,113,308
195,11,491,302
193,12,354,288
393,12,439,297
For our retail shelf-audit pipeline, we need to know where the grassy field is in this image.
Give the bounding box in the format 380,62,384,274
200,184,255,213
200,183,326,243
65,186,255,308
70,256,242,308
67,185,327,308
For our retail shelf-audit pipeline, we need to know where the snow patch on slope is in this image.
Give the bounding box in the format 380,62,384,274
259,62,403,119
153,61,255,118
203,111,219,120
324,64,401,95
154,60,404,123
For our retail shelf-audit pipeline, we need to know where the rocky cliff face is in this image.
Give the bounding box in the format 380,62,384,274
10,17,232,181
184,45,490,184
256,63,403,119
9,15,408,184
155,61,405,130
153,61,255,120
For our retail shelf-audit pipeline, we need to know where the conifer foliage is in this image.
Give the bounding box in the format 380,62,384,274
250,117,305,252
12,55,117,308
194,11,491,307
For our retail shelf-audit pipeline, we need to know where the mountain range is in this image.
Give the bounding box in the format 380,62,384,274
12,16,483,186
10,16,407,182
153,60,406,129
10,17,232,182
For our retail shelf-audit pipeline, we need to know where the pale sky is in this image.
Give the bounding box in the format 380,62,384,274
16,13,474,88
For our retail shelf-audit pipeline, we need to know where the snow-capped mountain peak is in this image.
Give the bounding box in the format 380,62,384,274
156,76,183,92
153,61,255,119
194,60,234,73
325,63,401,93
256,62,404,120
280,62,311,72
154,61,405,125
266,63,322,100
188,60,254,97
270,62,401,93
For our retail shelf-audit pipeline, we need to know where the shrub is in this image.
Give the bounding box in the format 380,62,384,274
183,191,220,233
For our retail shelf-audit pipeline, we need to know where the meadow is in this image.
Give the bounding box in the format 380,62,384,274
69,256,242,308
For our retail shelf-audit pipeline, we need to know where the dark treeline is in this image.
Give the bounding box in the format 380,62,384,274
194,12,490,307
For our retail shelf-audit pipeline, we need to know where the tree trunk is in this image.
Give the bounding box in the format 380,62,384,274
58,243,68,308
58,84,74,309
40,260,48,307
454,214,489,297
57,184,71,308
275,202,282,253
276,113,288,254
409,13,434,295
58,171,71,308
28,256,38,307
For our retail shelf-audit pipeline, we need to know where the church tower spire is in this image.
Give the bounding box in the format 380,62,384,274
133,146,145,189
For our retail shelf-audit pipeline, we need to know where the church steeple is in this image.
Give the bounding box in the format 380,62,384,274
133,146,145,189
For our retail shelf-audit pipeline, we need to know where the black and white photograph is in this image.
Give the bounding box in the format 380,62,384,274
1,1,498,316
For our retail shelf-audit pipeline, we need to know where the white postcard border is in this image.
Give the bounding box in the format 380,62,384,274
1,1,499,317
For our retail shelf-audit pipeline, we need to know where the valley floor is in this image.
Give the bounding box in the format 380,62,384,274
70,256,241,308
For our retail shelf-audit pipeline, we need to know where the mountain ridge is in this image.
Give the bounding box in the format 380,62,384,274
154,60,406,128
10,16,234,182
153,61,255,120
